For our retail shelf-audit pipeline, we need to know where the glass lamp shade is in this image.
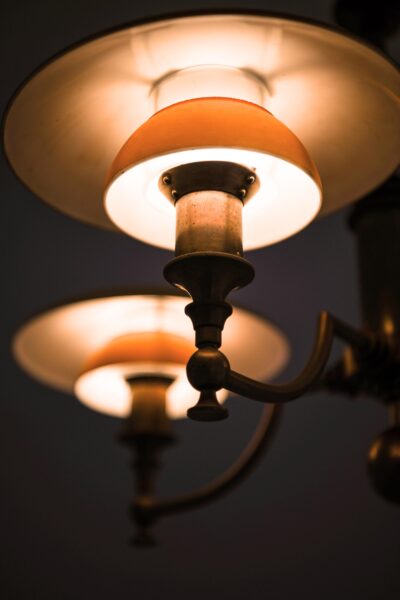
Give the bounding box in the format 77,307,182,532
104,98,322,250
4,12,399,238
13,292,289,419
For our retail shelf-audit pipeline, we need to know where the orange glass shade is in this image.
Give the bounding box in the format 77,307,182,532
81,332,193,372
13,292,289,419
106,98,320,186
105,97,322,250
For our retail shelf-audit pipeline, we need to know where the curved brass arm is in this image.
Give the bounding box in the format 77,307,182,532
225,312,374,403
134,403,281,526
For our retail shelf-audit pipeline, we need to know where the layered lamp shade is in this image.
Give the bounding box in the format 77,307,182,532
13,292,289,419
4,12,399,248
104,97,322,249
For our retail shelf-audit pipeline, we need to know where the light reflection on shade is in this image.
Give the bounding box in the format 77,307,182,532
13,294,290,420
150,65,268,111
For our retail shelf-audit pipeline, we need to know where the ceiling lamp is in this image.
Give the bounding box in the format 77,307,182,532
4,11,400,537
13,291,288,543
4,12,398,227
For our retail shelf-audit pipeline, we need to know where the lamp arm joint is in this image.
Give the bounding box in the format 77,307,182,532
133,403,282,521
223,311,376,404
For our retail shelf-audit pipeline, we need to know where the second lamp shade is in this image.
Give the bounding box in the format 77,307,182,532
13,292,289,419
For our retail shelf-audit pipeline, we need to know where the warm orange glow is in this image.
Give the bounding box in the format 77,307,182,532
105,97,322,250
76,331,197,419
389,445,400,460
13,293,290,420
382,316,395,337
81,332,193,372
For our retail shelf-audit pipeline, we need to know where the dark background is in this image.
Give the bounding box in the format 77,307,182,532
1,1,399,599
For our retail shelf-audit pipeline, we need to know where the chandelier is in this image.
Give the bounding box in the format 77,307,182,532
5,11,400,544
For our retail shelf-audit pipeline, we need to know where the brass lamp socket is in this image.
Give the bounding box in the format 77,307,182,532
160,161,258,257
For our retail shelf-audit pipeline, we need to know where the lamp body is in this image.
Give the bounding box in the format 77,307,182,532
351,182,400,344
368,426,400,505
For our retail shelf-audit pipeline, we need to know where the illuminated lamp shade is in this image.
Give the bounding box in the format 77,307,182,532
4,13,399,239
104,98,322,250
76,331,195,419
13,292,289,419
